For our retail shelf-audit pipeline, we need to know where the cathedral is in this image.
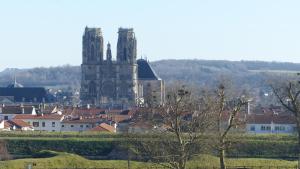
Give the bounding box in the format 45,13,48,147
80,27,164,107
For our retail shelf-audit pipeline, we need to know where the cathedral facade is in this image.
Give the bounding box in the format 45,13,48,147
80,27,138,105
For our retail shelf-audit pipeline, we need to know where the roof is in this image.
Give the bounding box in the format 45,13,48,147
1,106,34,114
137,59,160,80
2,121,11,128
89,123,115,132
9,119,31,127
1,119,31,129
7,82,24,88
0,87,48,102
14,114,64,120
62,118,103,124
63,108,106,117
247,113,296,124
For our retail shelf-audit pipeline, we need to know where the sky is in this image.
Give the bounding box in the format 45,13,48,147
0,0,300,71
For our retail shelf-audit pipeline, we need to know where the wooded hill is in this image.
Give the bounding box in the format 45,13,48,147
1,60,300,90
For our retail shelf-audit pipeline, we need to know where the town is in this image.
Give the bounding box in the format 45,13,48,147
1,1,300,169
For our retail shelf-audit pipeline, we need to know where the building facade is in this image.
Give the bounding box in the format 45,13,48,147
80,27,138,106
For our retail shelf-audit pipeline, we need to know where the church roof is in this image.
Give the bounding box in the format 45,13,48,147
137,59,160,80
0,87,48,103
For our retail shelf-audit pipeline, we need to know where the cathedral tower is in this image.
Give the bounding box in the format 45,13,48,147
80,27,104,104
117,28,137,64
116,28,138,103
80,27,139,106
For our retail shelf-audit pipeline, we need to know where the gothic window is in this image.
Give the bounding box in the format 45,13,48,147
89,81,96,95
123,48,127,61
90,44,95,61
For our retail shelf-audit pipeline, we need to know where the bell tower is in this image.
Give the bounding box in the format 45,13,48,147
116,28,138,104
80,27,104,104
116,28,137,64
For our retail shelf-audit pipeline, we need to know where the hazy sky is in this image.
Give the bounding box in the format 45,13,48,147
0,0,300,71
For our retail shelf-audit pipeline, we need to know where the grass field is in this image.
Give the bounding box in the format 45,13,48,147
0,151,297,169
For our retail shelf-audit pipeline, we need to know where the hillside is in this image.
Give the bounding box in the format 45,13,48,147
0,60,299,90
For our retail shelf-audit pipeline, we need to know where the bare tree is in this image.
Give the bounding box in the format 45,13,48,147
211,84,247,169
271,77,300,168
131,86,214,169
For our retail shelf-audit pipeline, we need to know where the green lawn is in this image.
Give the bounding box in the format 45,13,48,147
0,151,297,169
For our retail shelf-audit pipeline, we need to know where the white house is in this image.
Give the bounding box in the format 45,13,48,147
246,113,296,134
13,114,64,132
61,118,104,132
0,119,34,131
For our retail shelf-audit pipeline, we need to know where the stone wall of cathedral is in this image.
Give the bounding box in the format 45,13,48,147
80,27,138,106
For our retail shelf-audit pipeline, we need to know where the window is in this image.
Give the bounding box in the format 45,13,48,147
261,126,271,131
294,127,297,132
52,122,55,127
4,116,8,120
80,125,83,128
250,126,255,131
90,44,95,60
89,81,96,95
42,122,45,127
33,122,39,127
275,126,285,131
71,125,74,128
61,125,65,127
86,125,89,128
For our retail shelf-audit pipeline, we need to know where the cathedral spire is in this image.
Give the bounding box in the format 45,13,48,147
106,42,112,62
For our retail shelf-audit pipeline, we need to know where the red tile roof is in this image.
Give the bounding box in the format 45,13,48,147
62,118,103,124
247,113,296,124
89,123,115,132
2,121,12,128
1,119,32,129
14,114,64,120
10,119,31,127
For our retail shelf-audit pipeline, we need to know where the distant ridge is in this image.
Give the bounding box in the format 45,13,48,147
0,59,300,89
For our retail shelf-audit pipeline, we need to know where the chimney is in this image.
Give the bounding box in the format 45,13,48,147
31,106,37,115
21,104,25,114
247,99,252,115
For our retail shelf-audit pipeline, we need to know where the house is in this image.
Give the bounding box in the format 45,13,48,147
0,119,33,131
106,109,133,123
63,107,107,119
246,113,296,134
0,104,37,120
89,123,116,133
13,114,64,132
61,118,104,132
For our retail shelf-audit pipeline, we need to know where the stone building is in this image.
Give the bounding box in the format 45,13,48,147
80,27,138,106
80,27,164,107
137,59,165,106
